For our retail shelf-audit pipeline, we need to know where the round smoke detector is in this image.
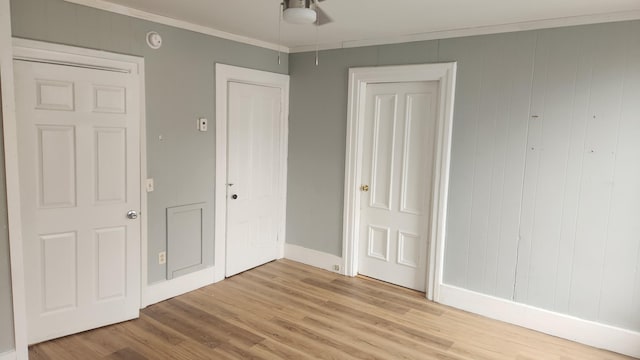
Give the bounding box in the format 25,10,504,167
146,31,162,49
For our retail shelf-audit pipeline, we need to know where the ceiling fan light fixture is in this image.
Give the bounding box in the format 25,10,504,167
283,7,317,24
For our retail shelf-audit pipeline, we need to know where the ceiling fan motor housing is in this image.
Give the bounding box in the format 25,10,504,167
283,0,317,24
285,0,313,9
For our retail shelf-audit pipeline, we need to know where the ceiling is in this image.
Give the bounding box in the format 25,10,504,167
70,0,640,52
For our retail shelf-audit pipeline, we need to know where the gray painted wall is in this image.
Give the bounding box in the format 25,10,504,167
4,0,640,349
4,0,287,351
0,94,15,354
10,0,288,288
287,43,439,255
287,21,640,331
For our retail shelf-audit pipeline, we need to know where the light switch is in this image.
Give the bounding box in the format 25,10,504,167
198,117,208,132
146,178,154,192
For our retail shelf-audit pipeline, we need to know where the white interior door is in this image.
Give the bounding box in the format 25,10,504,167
14,59,141,344
358,81,438,291
226,81,282,277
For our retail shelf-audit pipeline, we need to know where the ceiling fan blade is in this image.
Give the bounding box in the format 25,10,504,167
315,6,333,25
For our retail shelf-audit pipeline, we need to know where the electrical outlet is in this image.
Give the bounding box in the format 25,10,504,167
158,251,166,265
146,178,154,192
333,264,340,272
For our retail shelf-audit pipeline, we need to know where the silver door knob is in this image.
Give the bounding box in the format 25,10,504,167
127,210,138,219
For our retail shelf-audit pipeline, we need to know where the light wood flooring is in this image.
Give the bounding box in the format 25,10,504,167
29,259,634,359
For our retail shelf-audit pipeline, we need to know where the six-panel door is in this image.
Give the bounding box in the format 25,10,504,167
14,60,141,344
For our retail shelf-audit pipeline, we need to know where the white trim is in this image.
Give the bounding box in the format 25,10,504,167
8,39,147,348
342,63,457,302
215,64,290,283
438,284,640,358
12,38,143,72
290,10,640,53
62,0,289,53
1,2,28,357
284,244,344,275
0,351,16,360
138,53,149,312
142,267,215,307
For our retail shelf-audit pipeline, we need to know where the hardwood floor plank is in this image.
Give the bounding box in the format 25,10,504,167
301,277,412,314
28,259,635,360
299,314,460,360
249,339,316,360
168,297,265,347
145,301,225,349
104,348,147,360
332,276,445,316
128,313,186,346
271,316,388,360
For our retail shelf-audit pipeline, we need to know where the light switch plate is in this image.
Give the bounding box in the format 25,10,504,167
198,117,208,132
146,178,154,192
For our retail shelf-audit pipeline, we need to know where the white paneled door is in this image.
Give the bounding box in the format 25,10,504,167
14,59,140,344
226,82,282,277
358,81,438,291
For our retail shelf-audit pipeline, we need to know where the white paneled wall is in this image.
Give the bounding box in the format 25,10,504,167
442,31,537,299
443,21,640,332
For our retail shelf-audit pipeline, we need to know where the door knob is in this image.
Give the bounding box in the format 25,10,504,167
360,185,369,192
127,210,138,219
231,194,238,200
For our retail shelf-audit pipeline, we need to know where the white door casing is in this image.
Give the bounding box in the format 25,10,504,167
358,81,439,292
215,64,289,282
14,43,143,344
343,63,457,300
225,82,282,276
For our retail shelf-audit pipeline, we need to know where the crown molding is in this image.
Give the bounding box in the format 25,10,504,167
59,2,640,56
289,9,640,53
63,0,290,53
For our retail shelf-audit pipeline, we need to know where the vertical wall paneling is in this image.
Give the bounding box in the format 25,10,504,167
515,27,588,309
590,22,640,330
435,23,640,332
441,32,537,299
424,22,640,331
513,22,640,329
607,21,640,331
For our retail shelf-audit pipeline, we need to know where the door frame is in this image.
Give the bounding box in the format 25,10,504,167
214,64,289,282
342,63,457,301
5,38,147,354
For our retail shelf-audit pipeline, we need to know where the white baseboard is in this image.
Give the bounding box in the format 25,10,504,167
438,284,640,358
284,243,344,275
0,350,16,360
142,267,215,307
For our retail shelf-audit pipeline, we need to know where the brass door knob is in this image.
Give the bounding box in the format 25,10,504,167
360,184,369,192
